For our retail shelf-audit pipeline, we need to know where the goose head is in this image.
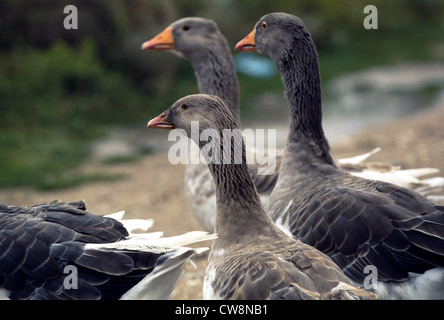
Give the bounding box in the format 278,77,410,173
141,17,225,60
235,12,316,72
147,94,238,148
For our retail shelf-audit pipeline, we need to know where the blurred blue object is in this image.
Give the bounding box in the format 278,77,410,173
234,52,277,78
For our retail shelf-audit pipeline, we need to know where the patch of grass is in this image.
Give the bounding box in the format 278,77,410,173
102,154,143,165
0,127,108,190
0,40,155,190
101,146,155,165
417,82,444,101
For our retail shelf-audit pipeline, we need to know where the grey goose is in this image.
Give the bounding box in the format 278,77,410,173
141,17,282,232
235,12,444,299
148,94,376,300
0,200,215,299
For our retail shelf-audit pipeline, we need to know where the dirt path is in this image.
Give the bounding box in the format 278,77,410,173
1,101,443,300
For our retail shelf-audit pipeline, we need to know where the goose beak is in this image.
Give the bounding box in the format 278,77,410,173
235,29,256,51
147,113,175,130
141,26,174,51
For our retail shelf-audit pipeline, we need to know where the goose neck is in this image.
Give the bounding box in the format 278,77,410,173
278,47,334,166
203,136,280,239
191,50,240,124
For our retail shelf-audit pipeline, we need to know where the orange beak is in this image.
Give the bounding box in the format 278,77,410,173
147,113,175,130
235,28,256,51
141,26,174,51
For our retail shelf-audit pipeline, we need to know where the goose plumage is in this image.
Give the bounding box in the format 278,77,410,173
236,12,444,299
0,200,215,300
148,94,376,300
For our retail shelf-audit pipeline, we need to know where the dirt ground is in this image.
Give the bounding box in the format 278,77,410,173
1,102,443,300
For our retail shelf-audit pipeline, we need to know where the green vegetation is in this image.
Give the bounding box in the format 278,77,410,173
0,0,443,190
101,146,154,166
0,39,150,189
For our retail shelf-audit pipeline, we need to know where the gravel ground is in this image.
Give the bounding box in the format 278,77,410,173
1,101,443,300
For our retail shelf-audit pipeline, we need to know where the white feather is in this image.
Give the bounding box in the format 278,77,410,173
0,289,10,300
376,268,444,299
338,147,381,165
104,210,126,220
121,246,208,300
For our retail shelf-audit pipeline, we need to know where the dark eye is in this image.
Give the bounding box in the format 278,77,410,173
261,21,268,29
180,103,189,110
182,25,190,31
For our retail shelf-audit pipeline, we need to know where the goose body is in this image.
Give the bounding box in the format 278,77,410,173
236,12,444,299
0,200,214,300
148,94,376,300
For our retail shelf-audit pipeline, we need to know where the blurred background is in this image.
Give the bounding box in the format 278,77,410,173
0,0,443,190
1,0,444,300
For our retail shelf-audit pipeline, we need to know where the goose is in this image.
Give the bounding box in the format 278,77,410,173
141,17,280,232
141,17,443,232
147,93,376,300
0,200,215,300
235,12,444,299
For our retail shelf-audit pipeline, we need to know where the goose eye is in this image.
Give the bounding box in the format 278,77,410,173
182,25,190,31
261,21,268,29
180,103,189,110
